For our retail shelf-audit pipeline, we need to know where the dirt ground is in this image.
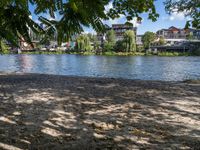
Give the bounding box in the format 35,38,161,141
0,73,199,150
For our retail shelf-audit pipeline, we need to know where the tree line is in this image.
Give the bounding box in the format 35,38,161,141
75,30,137,53
74,30,166,54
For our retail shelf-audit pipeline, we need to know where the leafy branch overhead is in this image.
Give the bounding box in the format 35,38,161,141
165,0,200,29
0,0,199,46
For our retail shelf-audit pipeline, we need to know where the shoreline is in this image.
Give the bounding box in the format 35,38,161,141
0,73,199,149
1,72,199,82
2,51,200,56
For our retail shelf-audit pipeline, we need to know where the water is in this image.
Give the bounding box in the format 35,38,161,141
0,54,200,81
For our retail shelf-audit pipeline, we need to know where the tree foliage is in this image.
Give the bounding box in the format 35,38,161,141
142,32,156,49
159,37,165,45
114,40,126,52
88,34,100,50
76,34,91,51
0,40,9,54
123,30,136,52
0,0,159,46
0,1,43,46
104,29,116,52
165,0,200,28
106,30,116,45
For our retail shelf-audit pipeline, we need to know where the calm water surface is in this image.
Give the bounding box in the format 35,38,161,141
0,54,200,81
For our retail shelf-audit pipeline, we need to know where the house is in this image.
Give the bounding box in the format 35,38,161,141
156,26,200,45
185,28,200,40
157,26,186,39
136,35,143,46
97,24,137,42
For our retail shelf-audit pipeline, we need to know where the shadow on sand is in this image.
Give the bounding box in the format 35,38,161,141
0,74,199,149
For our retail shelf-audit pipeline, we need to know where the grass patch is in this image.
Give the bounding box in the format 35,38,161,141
158,52,191,56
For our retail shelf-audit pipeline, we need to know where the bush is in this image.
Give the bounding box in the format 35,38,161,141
103,42,114,52
114,40,126,52
191,48,200,56
0,40,10,54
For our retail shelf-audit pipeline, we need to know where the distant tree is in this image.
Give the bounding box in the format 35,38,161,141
91,35,100,51
123,30,136,52
103,42,114,52
76,34,91,51
142,32,156,50
114,40,126,52
165,0,200,28
159,37,165,45
87,33,93,41
103,30,116,52
106,30,116,45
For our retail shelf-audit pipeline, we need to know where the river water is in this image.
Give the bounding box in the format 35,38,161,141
0,55,200,81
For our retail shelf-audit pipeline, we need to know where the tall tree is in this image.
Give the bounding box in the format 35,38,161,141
123,30,136,52
76,34,91,51
103,29,116,52
106,30,116,45
165,0,200,28
142,32,156,50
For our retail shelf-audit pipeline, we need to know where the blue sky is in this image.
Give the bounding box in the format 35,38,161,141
29,0,188,35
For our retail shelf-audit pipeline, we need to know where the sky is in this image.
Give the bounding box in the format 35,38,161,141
29,0,189,35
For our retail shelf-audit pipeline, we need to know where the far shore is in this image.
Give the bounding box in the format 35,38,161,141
21,51,199,57
2,50,200,56
0,73,199,149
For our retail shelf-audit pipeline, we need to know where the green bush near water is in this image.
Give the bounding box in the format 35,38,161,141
158,52,190,56
0,40,10,54
191,48,200,56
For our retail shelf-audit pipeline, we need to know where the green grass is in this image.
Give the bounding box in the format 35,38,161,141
102,51,146,56
157,52,192,56
14,50,200,57
21,51,65,55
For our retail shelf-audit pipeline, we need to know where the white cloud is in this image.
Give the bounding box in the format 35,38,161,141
169,12,185,21
163,9,187,21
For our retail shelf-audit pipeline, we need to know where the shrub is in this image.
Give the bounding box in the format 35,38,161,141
114,40,126,52
103,42,114,52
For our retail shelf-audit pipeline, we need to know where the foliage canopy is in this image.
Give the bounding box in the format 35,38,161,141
142,32,157,49
0,0,199,46
124,30,136,52
165,0,200,28
0,0,158,46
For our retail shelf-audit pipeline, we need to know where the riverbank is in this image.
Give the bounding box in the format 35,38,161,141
1,50,197,56
0,73,199,149
19,51,198,56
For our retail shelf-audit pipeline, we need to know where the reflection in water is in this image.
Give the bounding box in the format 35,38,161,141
0,54,199,81
18,55,34,72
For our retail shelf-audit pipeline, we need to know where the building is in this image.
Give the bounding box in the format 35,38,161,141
111,24,137,41
156,26,200,45
136,35,143,45
97,24,137,42
157,26,186,39
185,28,200,40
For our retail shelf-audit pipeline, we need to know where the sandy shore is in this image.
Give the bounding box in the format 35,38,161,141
0,73,199,150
